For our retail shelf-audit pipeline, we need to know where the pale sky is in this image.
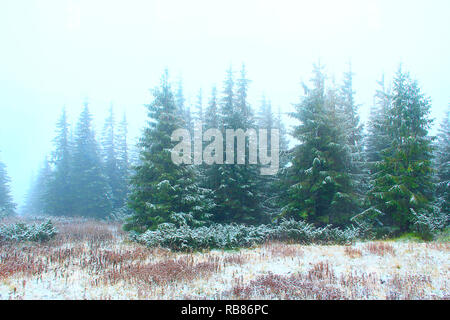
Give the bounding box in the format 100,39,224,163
0,0,449,207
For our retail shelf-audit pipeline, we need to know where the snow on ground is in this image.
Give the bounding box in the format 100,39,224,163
0,219,448,300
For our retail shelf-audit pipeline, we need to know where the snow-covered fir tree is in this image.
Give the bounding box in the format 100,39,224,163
211,65,264,224
363,68,435,234
364,75,392,167
281,64,358,227
435,109,450,214
201,86,222,199
124,70,214,232
256,96,283,218
338,65,366,201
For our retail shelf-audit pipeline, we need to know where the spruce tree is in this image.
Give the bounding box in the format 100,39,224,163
256,96,280,218
0,153,16,216
46,108,73,216
435,109,450,214
275,106,290,170
71,103,112,218
125,71,213,232
175,79,193,135
364,75,392,166
115,112,130,210
338,66,366,200
24,157,52,216
211,65,263,224
195,89,203,123
202,86,222,199
364,68,435,233
281,64,358,227
102,106,126,210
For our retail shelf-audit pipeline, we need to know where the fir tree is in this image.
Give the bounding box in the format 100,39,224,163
115,112,130,210
102,106,127,210
212,65,263,224
364,68,435,233
435,109,450,214
24,157,52,216
201,86,222,197
338,65,366,200
364,75,392,166
282,64,358,227
175,78,192,135
195,89,203,123
125,70,213,232
275,106,290,170
71,103,112,218
256,96,280,218
45,108,73,216
0,153,16,216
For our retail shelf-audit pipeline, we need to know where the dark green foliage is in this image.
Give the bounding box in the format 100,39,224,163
275,106,290,170
338,66,366,202
124,70,213,232
282,64,358,227
211,65,263,225
201,86,222,199
13,63,444,241
362,68,435,234
256,97,287,219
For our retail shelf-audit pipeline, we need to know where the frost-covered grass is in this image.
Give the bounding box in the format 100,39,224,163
0,218,448,300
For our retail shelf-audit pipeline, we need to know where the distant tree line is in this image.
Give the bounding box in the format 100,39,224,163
0,154,16,217
1,62,447,238
21,104,129,219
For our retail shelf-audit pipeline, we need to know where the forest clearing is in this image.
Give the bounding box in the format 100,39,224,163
1,1,449,305
0,218,448,300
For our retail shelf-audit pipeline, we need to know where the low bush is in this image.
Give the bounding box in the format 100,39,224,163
410,207,448,241
131,219,361,251
0,220,58,242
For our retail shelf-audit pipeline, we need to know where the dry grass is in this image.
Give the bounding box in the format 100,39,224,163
364,242,395,256
0,218,448,300
264,242,304,258
344,246,363,258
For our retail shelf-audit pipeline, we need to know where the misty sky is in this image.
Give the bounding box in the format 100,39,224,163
0,0,449,208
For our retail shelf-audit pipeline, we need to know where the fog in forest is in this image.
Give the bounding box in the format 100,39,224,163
0,0,449,208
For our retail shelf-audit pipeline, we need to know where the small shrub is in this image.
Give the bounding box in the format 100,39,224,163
132,219,361,251
0,220,58,243
411,208,449,241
